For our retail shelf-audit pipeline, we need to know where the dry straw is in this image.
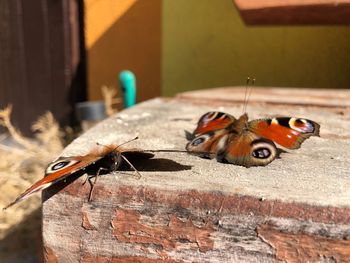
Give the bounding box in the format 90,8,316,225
0,105,64,239
101,85,122,116
0,85,119,239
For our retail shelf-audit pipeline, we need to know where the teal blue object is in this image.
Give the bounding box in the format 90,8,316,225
119,70,136,108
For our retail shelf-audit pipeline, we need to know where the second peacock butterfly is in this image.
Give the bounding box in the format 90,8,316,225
186,81,320,168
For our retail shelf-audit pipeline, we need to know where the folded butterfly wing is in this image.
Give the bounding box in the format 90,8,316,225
220,131,278,168
186,129,229,158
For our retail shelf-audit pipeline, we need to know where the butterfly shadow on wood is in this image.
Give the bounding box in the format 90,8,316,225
113,151,192,172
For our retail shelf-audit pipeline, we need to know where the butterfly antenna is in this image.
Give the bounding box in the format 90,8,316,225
245,78,255,113
140,149,215,156
97,136,139,152
114,136,139,150
243,77,250,114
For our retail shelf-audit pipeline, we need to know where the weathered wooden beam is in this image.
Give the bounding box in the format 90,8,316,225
233,0,350,25
43,87,350,262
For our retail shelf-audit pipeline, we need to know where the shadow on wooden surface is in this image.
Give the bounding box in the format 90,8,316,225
0,208,43,263
121,152,192,172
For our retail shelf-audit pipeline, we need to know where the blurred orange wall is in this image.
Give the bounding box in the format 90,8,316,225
85,0,161,102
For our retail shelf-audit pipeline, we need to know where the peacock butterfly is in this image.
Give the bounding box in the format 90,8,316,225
3,138,141,210
186,82,320,168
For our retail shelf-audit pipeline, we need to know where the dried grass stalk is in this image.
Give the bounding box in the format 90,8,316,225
101,85,122,116
0,105,36,150
0,105,65,238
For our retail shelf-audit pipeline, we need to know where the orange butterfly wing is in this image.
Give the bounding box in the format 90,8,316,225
193,111,236,136
3,155,102,210
248,117,320,149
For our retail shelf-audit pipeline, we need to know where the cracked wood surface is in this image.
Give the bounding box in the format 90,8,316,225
43,87,350,262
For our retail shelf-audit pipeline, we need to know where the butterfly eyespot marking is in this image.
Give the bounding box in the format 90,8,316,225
52,161,70,170
46,159,81,174
192,137,205,146
252,148,271,159
250,139,277,163
289,118,314,133
190,132,214,147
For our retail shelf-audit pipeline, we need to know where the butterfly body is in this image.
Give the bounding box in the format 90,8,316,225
186,111,320,168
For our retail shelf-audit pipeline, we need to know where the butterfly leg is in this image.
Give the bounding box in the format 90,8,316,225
121,155,141,179
88,167,108,201
81,173,91,186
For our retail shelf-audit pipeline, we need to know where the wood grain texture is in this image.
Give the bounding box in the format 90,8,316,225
81,255,185,263
111,208,214,252
258,224,350,262
42,88,350,262
234,0,350,25
43,182,350,262
61,185,350,225
44,246,58,263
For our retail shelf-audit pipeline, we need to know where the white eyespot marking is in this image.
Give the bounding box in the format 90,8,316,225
218,113,227,120
287,134,292,138
251,140,277,165
46,159,81,174
271,118,279,125
211,112,218,120
206,112,217,121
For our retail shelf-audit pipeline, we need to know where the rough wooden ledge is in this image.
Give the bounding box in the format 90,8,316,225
43,87,350,262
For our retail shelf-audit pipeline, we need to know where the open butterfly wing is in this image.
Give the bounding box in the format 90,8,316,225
193,111,236,136
248,117,320,149
3,155,102,210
